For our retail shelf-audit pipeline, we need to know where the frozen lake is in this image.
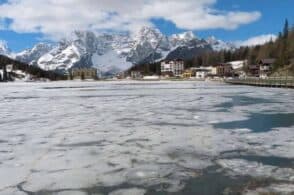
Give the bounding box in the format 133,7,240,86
0,81,293,195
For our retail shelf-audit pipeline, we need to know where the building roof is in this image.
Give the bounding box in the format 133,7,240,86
71,67,97,71
258,58,276,64
195,69,211,72
161,59,184,63
248,64,259,69
212,63,230,67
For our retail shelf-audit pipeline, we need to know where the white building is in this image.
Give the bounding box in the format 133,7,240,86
191,66,212,79
161,59,184,77
195,67,213,79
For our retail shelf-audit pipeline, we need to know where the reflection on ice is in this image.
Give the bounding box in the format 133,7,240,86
0,81,293,194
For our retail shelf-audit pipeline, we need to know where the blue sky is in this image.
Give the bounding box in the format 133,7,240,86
0,0,293,52
153,0,293,40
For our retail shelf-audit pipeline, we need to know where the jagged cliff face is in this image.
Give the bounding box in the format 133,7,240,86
15,43,54,66
12,27,236,75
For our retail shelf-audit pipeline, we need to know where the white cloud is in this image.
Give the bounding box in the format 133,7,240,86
237,34,277,47
0,0,261,39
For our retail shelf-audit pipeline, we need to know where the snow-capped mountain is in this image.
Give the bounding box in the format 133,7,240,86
0,41,11,56
127,27,170,64
13,27,236,75
170,31,197,46
206,36,236,51
15,43,54,66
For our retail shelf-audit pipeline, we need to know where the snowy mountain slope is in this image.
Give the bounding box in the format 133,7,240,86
92,51,132,75
206,36,236,51
0,41,11,56
38,44,81,70
15,43,54,65
13,27,237,75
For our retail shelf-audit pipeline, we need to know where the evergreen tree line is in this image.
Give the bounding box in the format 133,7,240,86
129,61,161,76
186,19,294,70
0,55,67,81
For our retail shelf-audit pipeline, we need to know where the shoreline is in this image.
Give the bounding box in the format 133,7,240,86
2,78,294,90
225,78,294,89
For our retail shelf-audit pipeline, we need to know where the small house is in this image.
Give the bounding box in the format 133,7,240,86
247,65,260,77
258,58,276,78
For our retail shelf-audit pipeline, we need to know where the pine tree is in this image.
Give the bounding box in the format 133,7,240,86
278,19,290,67
283,19,289,39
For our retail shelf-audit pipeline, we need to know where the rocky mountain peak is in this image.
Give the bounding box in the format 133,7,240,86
134,26,165,47
172,31,196,41
10,26,237,76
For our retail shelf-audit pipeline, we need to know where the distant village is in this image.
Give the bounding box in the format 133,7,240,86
0,57,283,82
109,57,283,81
54,57,279,81
124,58,278,80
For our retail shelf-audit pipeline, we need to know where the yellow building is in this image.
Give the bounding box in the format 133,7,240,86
182,69,193,78
70,68,98,80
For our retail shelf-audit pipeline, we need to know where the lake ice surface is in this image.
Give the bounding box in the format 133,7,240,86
0,81,293,195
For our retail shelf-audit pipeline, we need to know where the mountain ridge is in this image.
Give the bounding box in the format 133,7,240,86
3,27,237,75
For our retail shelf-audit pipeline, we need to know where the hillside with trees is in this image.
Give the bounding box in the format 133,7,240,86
184,19,294,75
0,55,66,81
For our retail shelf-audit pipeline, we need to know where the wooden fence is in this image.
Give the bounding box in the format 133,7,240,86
225,77,294,89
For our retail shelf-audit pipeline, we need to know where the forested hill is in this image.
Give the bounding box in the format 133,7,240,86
0,55,66,81
186,19,294,69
